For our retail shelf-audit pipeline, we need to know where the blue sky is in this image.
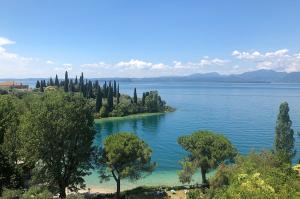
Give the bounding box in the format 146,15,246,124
1,0,300,78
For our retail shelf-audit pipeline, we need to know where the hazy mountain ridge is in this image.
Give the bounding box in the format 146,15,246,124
1,69,300,83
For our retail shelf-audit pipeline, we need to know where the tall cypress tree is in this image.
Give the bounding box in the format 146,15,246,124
49,77,54,86
133,88,137,104
69,79,75,92
75,75,78,85
142,93,146,106
64,71,69,92
117,84,120,104
103,81,107,98
113,80,117,97
55,74,59,87
274,102,295,163
95,86,102,112
36,80,41,88
107,86,114,112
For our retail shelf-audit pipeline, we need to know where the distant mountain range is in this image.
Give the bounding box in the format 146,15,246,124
100,69,300,83
1,70,300,83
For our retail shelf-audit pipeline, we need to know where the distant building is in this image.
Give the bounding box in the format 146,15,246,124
0,81,29,89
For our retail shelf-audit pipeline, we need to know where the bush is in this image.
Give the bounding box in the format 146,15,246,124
21,186,52,199
66,193,85,199
1,189,23,199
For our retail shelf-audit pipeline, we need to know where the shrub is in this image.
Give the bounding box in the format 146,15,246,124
1,189,23,199
21,186,52,199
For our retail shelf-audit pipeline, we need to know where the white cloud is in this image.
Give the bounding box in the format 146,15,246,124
232,49,300,72
0,37,15,46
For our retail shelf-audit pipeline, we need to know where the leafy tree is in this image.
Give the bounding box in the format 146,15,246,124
0,95,23,193
178,131,237,185
19,92,96,198
274,102,295,163
133,88,137,104
95,86,102,112
98,132,156,199
64,71,69,92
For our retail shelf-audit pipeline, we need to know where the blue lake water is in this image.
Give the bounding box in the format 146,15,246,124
85,82,300,192
5,80,300,191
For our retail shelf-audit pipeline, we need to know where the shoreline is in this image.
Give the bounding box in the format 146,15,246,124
94,111,170,122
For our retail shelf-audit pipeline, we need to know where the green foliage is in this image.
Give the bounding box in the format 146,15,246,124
66,193,85,199
19,91,96,198
99,132,156,198
1,189,23,199
21,186,52,199
178,131,237,185
0,95,24,192
209,151,299,199
133,88,137,104
274,102,295,163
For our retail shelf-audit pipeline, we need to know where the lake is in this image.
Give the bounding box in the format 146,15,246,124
83,82,300,192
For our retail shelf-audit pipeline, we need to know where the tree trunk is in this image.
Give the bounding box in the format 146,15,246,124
59,184,66,198
116,178,121,199
200,166,208,185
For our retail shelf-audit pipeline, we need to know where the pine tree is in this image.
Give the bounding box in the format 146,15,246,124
133,88,137,104
274,102,296,163
64,71,69,92
95,86,102,112
55,74,59,87
36,80,41,88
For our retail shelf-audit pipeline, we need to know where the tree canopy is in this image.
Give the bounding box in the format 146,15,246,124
98,132,156,199
178,131,237,185
274,102,295,163
19,91,96,198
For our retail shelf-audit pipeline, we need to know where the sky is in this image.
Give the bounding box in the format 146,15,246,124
1,0,300,78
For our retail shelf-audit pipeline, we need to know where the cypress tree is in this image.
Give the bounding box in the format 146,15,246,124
142,93,146,106
55,74,59,87
113,80,117,97
274,102,296,163
75,75,78,85
69,79,75,92
64,71,69,92
79,73,84,93
36,80,41,88
103,81,107,98
107,86,113,112
49,77,54,86
95,86,102,112
133,88,137,104
117,84,120,104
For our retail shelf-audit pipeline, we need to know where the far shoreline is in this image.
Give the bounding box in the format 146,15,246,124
94,111,173,122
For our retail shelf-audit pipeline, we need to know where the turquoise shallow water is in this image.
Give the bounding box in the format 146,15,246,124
84,82,300,191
